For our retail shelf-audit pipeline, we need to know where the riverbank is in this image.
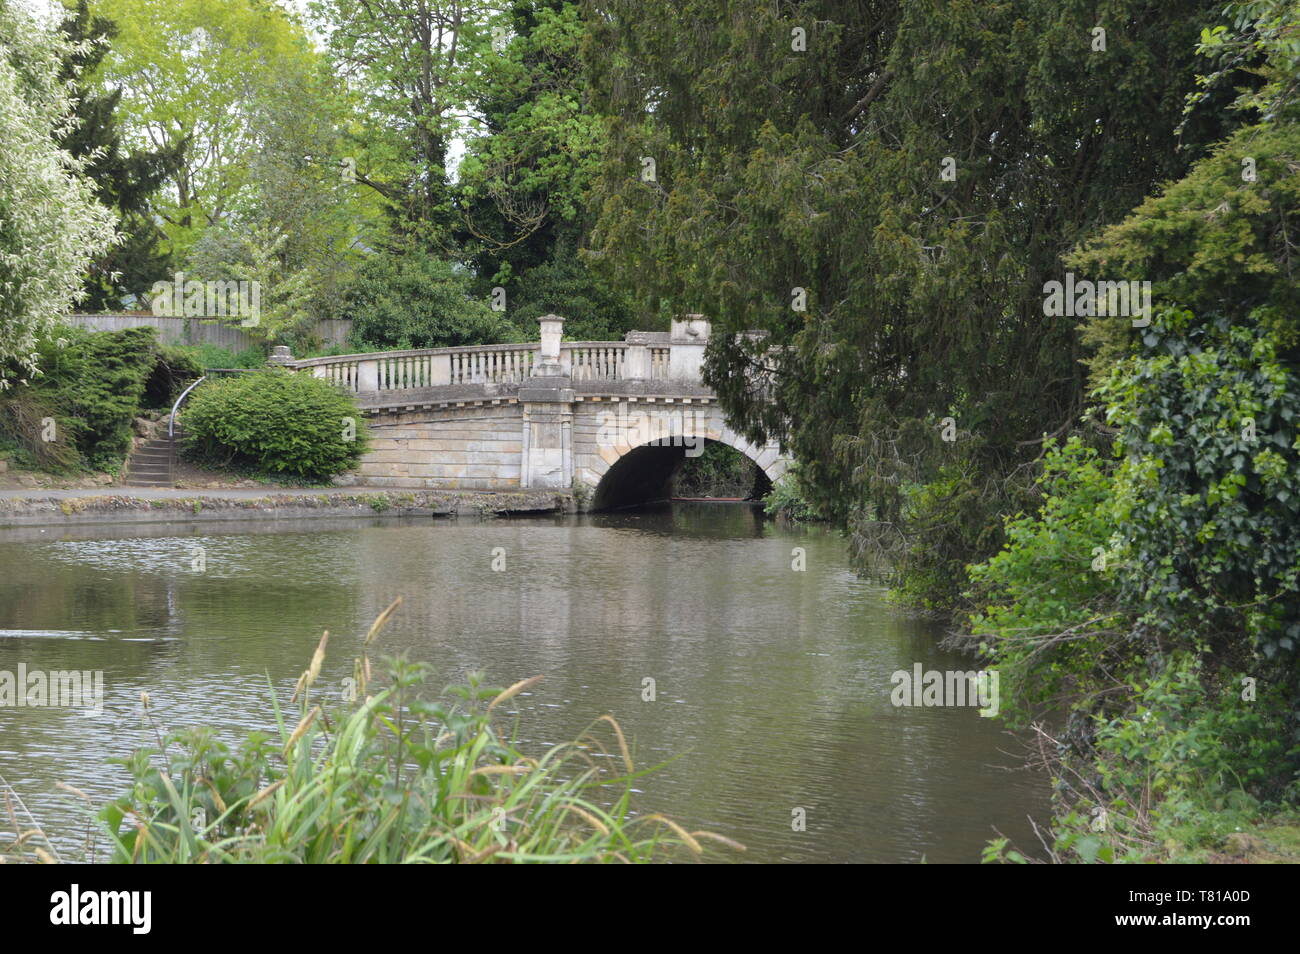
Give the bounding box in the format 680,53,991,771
0,486,573,527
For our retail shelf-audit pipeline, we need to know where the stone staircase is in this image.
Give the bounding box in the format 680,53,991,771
124,424,181,488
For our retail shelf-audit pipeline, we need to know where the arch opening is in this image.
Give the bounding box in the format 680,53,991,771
590,438,773,511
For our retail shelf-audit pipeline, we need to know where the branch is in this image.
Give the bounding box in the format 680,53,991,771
843,69,894,123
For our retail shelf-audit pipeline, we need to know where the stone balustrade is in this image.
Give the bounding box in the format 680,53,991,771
281,315,707,397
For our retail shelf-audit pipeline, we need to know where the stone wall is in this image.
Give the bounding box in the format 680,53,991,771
357,403,524,489
352,395,787,496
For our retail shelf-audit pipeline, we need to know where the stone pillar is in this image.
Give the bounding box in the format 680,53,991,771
669,314,710,381
534,314,565,377
429,353,452,386
519,386,574,489
623,331,651,380
356,358,379,392
520,314,574,488
267,345,294,367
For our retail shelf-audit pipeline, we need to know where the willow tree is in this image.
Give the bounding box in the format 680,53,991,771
585,0,1235,607
0,0,115,384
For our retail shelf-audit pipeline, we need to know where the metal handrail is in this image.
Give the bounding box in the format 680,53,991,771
169,375,206,440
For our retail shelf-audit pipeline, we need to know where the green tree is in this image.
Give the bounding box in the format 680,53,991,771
585,0,1235,608
0,0,116,384
457,1,636,339
309,0,504,243
342,243,513,349
92,0,326,261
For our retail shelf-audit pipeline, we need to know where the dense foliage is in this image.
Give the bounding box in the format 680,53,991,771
343,245,514,350
180,371,368,481
583,0,1236,611
457,1,637,340
0,1,115,383
0,326,196,473
968,0,1300,860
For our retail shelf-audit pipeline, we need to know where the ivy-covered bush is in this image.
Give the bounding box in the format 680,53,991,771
1103,310,1300,660
969,309,1300,859
181,371,367,481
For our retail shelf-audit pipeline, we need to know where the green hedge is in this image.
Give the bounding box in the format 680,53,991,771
181,371,367,481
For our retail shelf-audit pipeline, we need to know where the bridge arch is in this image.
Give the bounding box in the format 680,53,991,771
577,405,789,510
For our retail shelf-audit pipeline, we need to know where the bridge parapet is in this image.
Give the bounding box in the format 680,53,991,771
283,319,693,398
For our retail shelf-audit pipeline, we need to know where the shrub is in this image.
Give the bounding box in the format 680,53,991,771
763,464,828,521
181,370,367,481
966,437,1132,724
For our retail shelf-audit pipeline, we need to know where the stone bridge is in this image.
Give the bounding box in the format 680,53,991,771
278,316,790,508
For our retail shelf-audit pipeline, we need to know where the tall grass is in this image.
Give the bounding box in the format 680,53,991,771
89,598,739,863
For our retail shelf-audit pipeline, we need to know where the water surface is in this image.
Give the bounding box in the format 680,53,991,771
0,504,1048,862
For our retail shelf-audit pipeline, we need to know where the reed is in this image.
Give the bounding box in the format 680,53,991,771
94,599,740,864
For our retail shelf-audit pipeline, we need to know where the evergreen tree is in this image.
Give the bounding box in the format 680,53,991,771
56,0,179,311
585,0,1241,607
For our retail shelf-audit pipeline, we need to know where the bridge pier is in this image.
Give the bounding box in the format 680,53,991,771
519,385,575,489
519,314,574,489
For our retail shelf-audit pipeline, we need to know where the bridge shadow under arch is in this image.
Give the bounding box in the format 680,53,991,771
590,438,774,511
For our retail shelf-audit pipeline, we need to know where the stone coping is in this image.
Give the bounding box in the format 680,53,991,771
355,381,716,411
0,488,573,527
289,340,635,368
